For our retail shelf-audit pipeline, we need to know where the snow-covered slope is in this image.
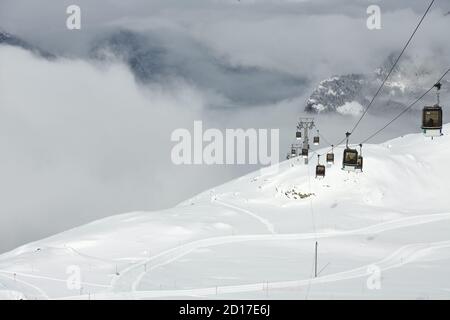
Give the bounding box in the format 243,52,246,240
1,126,450,300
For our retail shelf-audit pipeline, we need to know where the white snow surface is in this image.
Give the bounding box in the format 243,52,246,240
1,126,450,300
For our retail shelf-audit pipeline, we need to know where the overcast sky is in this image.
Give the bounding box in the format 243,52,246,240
0,0,449,253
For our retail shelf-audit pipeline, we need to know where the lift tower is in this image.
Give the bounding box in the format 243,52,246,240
296,118,316,164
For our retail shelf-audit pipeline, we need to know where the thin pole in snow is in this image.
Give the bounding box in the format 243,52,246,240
314,241,318,278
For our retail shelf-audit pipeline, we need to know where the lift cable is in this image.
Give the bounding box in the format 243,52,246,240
314,68,449,155
313,0,436,157
348,0,435,137
313,69,448,156
360,68,450,144
317,130,332,146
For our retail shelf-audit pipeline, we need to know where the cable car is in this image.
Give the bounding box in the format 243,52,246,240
422,82,444,138
342,132,358,171
313,130,320,145
422,105,442,137
326,153,334,165
356,144,363,172
356,156,363,172
296,131,302,140
291,147,297,157
316,155,325,178
313,136,320,146
316,164,325,178
326,145,335,165
301,148,308,158
313,136,320,145
342,148,358,171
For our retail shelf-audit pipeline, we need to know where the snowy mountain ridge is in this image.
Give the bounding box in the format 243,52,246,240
305,54,450,115
1,125,450,300
0,30,54,59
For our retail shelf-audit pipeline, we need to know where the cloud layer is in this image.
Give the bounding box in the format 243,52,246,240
0,0,449,252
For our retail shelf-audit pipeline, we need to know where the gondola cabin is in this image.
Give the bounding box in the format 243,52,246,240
291,148,297,157
356,156,363,172
316,164,325,178
326,153,334,165
422,105,443,137
342,148,358,171
296,131,302,140
301,148,309,159
313,136,320,145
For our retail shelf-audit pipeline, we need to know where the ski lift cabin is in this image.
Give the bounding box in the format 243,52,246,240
316,165,325,178
316,155,325,178
313,130,320,145
313,136,320,146
326,152,334,165
291,147,297,157
301,148,309,159
326,145,335,165
422,105,442,137
356,144,363,172
342,148,358,171
356,156,363,172
422,82,444,137
296,131,302,140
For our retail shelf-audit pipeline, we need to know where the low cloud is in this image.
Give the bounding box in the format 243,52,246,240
0,0,449,252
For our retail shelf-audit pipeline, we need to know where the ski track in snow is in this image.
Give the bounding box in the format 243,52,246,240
213,198,276,234
105,211,450,298
0,269,111,289
0,273,49,300
61,239,450,299
65,245,120,264
6,206,450,299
